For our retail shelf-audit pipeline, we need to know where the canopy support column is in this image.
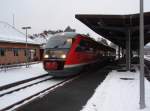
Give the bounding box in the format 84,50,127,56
126,29,131,71
118,46,120,59
139,0,145,109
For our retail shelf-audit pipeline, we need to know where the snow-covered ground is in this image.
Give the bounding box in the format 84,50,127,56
0,78,64,110
144,55,150,61
81,70,150,111
0,61,150,111
0,63,47,87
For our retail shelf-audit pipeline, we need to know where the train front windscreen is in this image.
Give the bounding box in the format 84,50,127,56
44,35,73,59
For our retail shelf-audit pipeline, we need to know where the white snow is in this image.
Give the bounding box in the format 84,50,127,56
144,55,150,61
0,62,69,110
0,63,47,87
0,60,150,111
81,70,150,111
0,75,51,96
0,79,64,110
0,21,39,44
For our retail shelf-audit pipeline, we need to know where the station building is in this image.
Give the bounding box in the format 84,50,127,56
0,21,41,65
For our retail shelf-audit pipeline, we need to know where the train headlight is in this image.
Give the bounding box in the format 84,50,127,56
60,54,66,59
44,54,49,58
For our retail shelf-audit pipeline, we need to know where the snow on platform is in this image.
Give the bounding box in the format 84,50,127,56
144,55,150,61
81,70,150,111
0,63,47,87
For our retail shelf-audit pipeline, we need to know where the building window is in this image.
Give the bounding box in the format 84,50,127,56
24,49,26,56
24,49,29,56
75,40,90,52
34,49,36,56
13,48,19,56
0,48,5,56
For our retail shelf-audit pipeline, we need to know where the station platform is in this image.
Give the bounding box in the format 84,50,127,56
17,66,112,111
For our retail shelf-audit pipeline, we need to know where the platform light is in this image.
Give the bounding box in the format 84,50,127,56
44,54,49,58
22,26,31,68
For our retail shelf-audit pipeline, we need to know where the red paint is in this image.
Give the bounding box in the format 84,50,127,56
65,35,99,65
44,61,58,70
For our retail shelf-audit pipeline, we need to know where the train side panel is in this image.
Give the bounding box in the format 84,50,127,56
65,35,99,68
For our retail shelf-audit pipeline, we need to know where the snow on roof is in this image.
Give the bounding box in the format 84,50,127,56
0,21,40,45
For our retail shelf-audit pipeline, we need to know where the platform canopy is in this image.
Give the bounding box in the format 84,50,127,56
75,12,150,50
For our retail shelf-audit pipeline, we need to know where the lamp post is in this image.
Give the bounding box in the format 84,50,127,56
22,26,31,68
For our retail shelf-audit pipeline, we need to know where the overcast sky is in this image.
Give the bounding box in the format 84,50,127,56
0,0,150,39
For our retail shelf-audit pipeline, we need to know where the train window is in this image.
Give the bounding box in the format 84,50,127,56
46,36,73,49
75,46,82,52
75,40,90,52
88,42,94,52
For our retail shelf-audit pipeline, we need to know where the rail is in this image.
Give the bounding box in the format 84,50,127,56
0,75,79,111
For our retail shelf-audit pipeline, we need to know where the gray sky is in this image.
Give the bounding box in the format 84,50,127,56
0,0,150,38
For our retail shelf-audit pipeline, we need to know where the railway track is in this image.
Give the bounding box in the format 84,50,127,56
0,74,79,111
0,75,52,97
0,74,49,91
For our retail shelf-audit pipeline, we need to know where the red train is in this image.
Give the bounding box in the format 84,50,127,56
43,32,115,77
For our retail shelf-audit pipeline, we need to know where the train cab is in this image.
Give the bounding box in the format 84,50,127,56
43,32,79,76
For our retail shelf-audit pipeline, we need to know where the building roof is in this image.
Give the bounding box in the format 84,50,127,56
75,12,150,50
0,21,40,45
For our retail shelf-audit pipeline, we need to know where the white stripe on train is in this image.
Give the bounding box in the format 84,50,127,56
64,60,98,68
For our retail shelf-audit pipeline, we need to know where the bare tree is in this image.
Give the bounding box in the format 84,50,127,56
64,26,76,32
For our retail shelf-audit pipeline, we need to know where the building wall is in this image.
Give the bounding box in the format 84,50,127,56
0,42,40,64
